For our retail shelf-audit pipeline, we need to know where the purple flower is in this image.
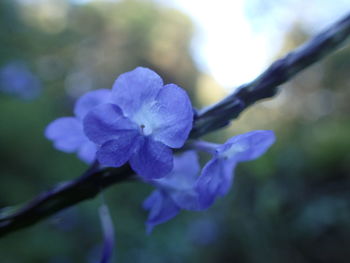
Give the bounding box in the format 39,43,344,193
83,67,193,179
0,62,41,100
143,151,201,233
45,89,111,163
196,130,275,208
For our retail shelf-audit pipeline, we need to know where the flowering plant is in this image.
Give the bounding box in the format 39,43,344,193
0,11,348,262
46,67,275,229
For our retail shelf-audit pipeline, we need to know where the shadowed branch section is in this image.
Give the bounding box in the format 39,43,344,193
0,164,135,237
1,12,350,237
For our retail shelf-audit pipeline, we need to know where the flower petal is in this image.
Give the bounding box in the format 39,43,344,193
150,84,193,148
195,158,235,209
170,189,201,211
172,151,200,181
77,141,97,164
111,67,163,118
74,89,111,120
154,151,199,191
143,190,180,233
129,137,173,179
96,133,139,167
83,103,137,145
147,151,201,211
45,117,86,152
219,130,275,162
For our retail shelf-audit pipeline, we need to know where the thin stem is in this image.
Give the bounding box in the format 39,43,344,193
98,195,115,263
187,140,219,154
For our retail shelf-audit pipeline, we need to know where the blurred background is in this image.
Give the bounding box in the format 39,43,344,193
0,0,350,262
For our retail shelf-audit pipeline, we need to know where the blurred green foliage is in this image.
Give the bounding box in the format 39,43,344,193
0,0,349,263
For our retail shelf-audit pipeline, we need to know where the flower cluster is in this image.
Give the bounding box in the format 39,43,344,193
46,67,275,231
143,130,275,231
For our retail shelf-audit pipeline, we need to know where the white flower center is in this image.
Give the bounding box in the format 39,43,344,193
220,143,248,159
131,102,160,136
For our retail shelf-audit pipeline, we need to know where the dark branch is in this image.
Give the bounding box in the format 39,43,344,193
0,164,135,237
190,12,350,137
1,12,350,237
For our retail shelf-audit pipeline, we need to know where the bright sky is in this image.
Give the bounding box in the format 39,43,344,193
71,0,349,89
158,0,350,89
159,0,272,88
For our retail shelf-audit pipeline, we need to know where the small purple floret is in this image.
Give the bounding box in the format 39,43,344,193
196,130,276,208
45,89,111,163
